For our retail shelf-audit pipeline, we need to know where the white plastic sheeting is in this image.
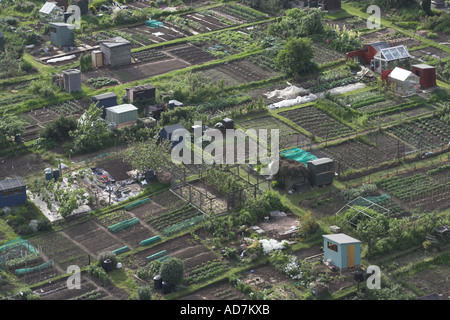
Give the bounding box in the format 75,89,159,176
267,93,318,110
264,83,310,100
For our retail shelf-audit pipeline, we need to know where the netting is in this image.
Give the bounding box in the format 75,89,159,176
0,238,38,270
162,215,205,237
146,250,168,261
113,246,130,255
124,198,151,211
145,20,164,28
352,194,391,206
139,236,162,247
108,218,140,233
15,260,54,275
280,148,318,167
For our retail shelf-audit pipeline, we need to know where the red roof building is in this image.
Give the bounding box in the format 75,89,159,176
411,64,437,88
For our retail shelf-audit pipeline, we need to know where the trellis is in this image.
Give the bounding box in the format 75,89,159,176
334,196,391,227
170,163,270,217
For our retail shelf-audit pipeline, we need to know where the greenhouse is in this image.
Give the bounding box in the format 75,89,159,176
372,45,411,74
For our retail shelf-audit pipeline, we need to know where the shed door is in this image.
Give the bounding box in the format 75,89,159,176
347,245,355,268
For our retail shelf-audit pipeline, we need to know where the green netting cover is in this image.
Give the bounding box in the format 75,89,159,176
280,148,318,167
0,238,37,253
162,215,205,237
139,236,162,247
108,218,140,233
352,194,391,206
113,246,130,255
15,260,53,275
146,250,168,261
157,255,169,262
145,20,164,28
124,198,151,211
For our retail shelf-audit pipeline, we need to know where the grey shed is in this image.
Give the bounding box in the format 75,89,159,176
62,69,82,93
99,37,131,67
50,22,75,47
307,158,335,187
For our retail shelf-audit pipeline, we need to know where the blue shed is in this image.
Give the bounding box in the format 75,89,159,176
159,123,186,148
323,233,361,271
91,92,118,119
0,178,27,208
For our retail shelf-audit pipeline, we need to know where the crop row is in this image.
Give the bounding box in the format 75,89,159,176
147,205,201,231
97,210,132,227
185,259,229,285
214,4,266,22
376,173,450,202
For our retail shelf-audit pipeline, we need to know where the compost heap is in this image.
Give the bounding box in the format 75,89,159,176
265,83,317,110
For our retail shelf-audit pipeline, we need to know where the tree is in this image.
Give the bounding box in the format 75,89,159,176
275,37,316,79
69,103,109,153
274,157,309,188
422,0,432,15
355,213,389,257
0,112,26,144
40,115,77,142
123,137,175,174
159,257,185,288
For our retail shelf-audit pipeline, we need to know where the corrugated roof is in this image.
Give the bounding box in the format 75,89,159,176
92,92,117,100
366,41,390,52
40,2,59,14
323,233,360,244
107,104,138,114
99,37,131,48
0,177,26,191
161,123,185,134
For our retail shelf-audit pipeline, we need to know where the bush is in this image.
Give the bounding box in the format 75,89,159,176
137,286,152,300
87,265,110,285
97,251,117,267
427,32,438,39
159,257,184,288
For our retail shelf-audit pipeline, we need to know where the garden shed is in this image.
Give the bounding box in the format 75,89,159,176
0,30,4,52
72,0,89,15
39,2,64,23
321,0,341,11
126,84,156,103
99,37,131,67
307,158,335,187
0,177,27,208
92,92,118,118
388,67,420,96
105,104,138,127
50,22,75,48
62,69,81,93
411,64,436,89
323,233,361,272
159,123,186,147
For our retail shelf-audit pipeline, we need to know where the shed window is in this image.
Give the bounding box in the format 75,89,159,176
327,241,338,252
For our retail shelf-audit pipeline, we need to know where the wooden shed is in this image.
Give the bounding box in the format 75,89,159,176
307,157,334,187
159,123,186,147
92,92,118,118
322,0,341,11
126,84,156,103
323,233,361,271
411,64,436,89
62,69,81,93
99,37,131,67
50,22,75,48
0,178,27,208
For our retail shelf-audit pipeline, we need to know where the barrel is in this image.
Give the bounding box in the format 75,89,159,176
102,259,113,273
53,169,60,180
45,168,53,181
153,275,162,289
